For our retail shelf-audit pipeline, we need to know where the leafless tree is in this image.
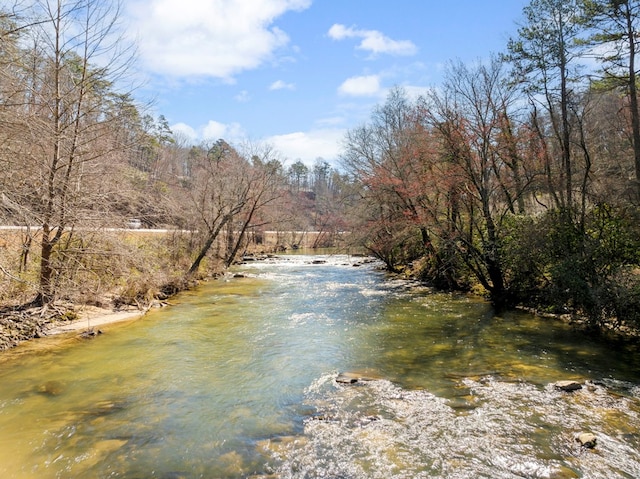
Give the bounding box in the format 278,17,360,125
0,0,137,305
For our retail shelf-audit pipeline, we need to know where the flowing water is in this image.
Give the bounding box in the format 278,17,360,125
0,254,639,478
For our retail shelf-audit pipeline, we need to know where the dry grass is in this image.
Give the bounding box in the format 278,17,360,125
0,228,199,308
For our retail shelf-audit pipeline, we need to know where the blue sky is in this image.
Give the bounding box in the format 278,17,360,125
125,1,530,167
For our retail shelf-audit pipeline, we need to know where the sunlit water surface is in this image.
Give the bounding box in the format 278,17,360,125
0,254,639,478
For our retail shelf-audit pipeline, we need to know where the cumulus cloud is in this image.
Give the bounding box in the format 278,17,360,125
170,119,343,166
266,129,345,166
338,75,382,97
170,122,198,142
269,80,296,91
328,23,417,57
202,120,246,141
128,0,311,79
170,120,246,143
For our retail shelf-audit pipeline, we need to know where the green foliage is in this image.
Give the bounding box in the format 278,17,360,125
363,224,422,273
415,241,471,292
500,206,640,326
500,214,549,301
597,270,640,328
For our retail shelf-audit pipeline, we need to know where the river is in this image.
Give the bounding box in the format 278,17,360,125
0,254,639,478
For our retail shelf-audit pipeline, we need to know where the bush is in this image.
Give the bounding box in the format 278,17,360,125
500,214,550,304
501,205,640,327
597,270,640,330
0,229,198,309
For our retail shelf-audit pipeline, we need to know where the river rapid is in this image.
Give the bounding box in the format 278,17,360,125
0,254,639,478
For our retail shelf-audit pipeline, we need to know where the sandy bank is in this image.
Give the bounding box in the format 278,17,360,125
46,307,145,335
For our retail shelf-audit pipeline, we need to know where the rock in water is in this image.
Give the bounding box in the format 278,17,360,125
335,372,378,384
576,432,597,448
37,380,65,396
554,380,582,392
336,373,359,384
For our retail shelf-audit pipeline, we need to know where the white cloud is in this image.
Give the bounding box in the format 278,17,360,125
171,120,246,143
128,0,311,79
170,120,344,167
235,90,251,102
170,122,198,141
328,23,417,57
202,120,246,142
327,24,351,41
338,75,382,97
269,80,296,90
266,129,345,166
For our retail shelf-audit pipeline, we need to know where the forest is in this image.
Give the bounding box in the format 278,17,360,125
1,0,640,340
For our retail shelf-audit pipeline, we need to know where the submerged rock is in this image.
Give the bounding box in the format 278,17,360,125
554,380,582,392
549,466,580,478
576,432,597,448
80,328,103,339
335,372,378,385
37,380,65,397
336,373,358,384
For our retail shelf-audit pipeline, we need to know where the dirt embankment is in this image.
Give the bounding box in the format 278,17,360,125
0,305,144,351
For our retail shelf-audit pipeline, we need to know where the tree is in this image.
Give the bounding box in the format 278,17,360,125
342,87,444,275
582,0,640,198
507,0,586,209
425,58,532,303
287,160,309,191
0,0,136,305
186,140,253,275
223,143,284,267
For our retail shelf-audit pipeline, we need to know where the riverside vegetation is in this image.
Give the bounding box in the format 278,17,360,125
2,0,640,351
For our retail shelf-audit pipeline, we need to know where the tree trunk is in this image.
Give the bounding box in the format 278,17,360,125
37,227,54,305
626,7,640,197
188,215,232,276
225,217,250,268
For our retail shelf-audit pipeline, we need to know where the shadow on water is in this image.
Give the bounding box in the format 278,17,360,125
0,254,638,478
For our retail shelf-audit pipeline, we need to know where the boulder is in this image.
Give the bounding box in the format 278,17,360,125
576,432,597,448
335,372,378,385
554,380,582,392
336,373,359,384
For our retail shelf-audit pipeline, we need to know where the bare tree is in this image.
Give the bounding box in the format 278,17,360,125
582,0,640,199
186,140,253,276
224,142,284,267
507,0,585,209
0,0,136,305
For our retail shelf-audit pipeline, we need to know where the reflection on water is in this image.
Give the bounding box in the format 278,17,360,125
0,254,638,478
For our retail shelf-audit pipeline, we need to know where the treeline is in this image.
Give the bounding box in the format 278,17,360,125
0,0,348,310
341,0,640,330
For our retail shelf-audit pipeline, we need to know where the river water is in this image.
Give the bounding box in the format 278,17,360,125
0,254,639,478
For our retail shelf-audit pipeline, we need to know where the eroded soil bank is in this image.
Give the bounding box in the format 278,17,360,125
0,304,145,351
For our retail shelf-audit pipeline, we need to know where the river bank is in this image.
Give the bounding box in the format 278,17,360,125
0,304,147,351
45,307,145,335
2,262,638,353
0,253,638,479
